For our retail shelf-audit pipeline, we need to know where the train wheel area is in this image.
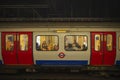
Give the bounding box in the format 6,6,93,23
0,65,34,74
0,65,120,80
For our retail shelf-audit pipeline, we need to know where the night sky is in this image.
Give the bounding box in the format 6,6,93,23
0,0,120,18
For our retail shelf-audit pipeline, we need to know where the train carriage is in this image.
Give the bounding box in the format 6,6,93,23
0,22,120,70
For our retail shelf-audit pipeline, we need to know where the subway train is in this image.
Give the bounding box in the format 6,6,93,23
0,21,120,68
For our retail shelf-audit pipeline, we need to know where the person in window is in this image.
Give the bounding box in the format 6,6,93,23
36,42,41,50
42,41,48,51
54,44,59,51
72,43,81,51
48,43,53,51
66,43,74,51
82,42,87,51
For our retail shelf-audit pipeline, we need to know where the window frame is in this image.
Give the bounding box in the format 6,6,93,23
64,35,88,51
35,35,59,51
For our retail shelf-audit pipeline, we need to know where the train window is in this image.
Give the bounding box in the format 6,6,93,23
95,34,101,51
6,35,14,51
20,34,28,51
107,34,112,51
65,35,88,51
119,36,120,50
36,36,59,51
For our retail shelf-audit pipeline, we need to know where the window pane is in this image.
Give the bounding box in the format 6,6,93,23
95,34,100,51
65,35,88,51
36,36,59,51
119,36,120,50
6,35,14,51
20,34,28,51
107,34,112,51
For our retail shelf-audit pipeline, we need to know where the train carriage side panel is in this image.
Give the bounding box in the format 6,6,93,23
0,32,3,64
116,32,120,65
33,31,62,65
33,28,90,65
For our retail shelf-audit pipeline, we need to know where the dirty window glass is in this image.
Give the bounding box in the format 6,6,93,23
107,34,112,51
6,35,14,51
65,35,88,51
20,34,28,51
95,34,101,51
36,36,59,51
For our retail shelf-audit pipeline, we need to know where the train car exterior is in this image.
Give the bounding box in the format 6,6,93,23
0,22,120,67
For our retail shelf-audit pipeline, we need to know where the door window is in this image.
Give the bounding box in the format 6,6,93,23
6,35,14,51
107,34,112,51
95,34,101,51
20,34,28,51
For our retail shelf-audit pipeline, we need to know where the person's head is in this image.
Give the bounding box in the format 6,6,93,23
68,44,72,48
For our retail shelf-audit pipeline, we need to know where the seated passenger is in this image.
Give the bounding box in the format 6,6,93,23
54,44,59,51
42,41,48,51
66,43,74,51
82,44,87,51
72,43,80,51
36,43,41,50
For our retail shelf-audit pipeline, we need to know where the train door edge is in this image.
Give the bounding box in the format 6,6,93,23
0,32,3,64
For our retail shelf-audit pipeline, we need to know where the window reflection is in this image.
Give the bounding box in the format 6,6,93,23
6,35,14,51
65,35,88,51
36,36,59,51
20,34,28,51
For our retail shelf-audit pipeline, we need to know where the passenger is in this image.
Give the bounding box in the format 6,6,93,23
48,43,53,51
36,43,41,50
72,43,78,51
54,44,59,51
42,41,48,51
82,44,87,51
66,43,74,51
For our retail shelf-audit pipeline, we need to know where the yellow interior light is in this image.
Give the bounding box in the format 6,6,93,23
56,30,67,33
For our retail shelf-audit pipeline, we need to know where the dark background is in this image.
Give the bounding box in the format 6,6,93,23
0,0,120,19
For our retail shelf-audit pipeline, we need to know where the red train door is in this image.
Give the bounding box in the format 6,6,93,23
2,32,17,64
2,32,33,65
90,32,116,66
17,32,33,64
